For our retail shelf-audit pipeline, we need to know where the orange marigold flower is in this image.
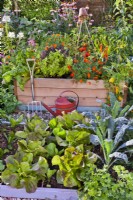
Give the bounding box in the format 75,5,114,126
7,55,11,59
67,65,72,70
100,44,103,52
98,60,103,65
70,73,75,77
79,79,83,83
93,57,97,62
84,58,90,63
45,46,49,51
98,71,102,75
92,66,97,72
93,76,99,80
52,44,57,48
79,47,86,52
87,73,91,78
73,58,78,63
84,52,90,57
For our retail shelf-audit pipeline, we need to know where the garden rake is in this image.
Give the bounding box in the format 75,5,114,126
26,59,43,117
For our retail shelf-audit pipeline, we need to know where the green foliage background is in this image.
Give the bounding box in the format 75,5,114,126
3,0,59,20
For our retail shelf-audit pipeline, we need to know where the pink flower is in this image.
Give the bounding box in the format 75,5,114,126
28,39,36,47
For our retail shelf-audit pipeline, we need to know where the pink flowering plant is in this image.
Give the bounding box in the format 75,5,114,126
50,1,78,33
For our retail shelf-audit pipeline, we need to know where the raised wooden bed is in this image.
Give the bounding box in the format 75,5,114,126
14,78,127,110
14,79,108,108
0,185,78,200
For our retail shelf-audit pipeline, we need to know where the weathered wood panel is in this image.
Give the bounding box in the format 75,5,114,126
14,79,108,107
14,78,127,107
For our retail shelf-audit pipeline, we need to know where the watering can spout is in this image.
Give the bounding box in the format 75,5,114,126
41,101,57,117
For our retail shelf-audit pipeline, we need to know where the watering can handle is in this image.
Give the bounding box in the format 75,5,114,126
59,90,79,108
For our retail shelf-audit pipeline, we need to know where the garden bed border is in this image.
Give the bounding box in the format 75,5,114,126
0,185,78,200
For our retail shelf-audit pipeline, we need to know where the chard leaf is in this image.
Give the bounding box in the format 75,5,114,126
114,124,128,146
109,152,128,163
117,139,133,151
90,134,100,145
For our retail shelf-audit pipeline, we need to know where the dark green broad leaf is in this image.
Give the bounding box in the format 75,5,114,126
23,176,38,193
1,170,21,188
45,143,59,157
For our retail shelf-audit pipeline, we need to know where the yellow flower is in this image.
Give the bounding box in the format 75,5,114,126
115,86,119,94
109,77,115,83
118,96,123,101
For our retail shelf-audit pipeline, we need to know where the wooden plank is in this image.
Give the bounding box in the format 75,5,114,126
15,79,106,89
0,185,78,200
16,87,108,98
17,96,106,107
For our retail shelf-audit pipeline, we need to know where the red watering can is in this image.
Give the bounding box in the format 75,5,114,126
41,90,79,117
